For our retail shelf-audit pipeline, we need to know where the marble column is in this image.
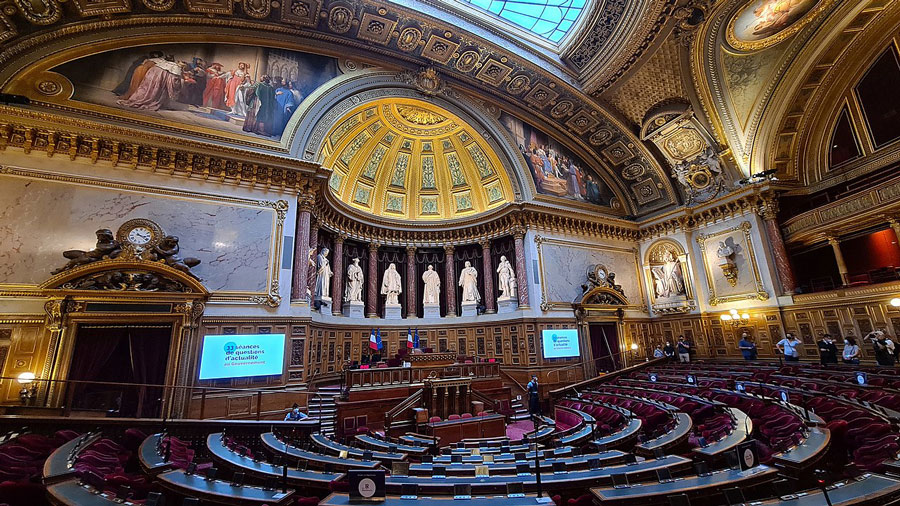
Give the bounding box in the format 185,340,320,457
827,235,849,286
513,231,529,308
331,235,345,316
290,202,312,302
481,240,496,313
306,222,319,301
444,245,457,317
889,218,900,245
367,243,379,318
758,200,796,295
406,246,417,318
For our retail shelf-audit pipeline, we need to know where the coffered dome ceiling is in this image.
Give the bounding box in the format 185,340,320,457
325,98,515,220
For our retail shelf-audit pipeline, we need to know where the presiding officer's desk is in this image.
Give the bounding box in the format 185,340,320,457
321,493,552,506
386,455,692,494
206,434,344,488
311,433,406,462
590,466,777,505
757,473,900,505
410,450,626,475
260,432,381,470
157,470,295,505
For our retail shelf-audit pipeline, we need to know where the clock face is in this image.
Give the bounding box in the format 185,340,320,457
128,227,153,245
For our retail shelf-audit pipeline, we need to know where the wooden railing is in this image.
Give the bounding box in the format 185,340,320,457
384,388,423,431
470,389,498,412
548,358,665,400
344,362,499,389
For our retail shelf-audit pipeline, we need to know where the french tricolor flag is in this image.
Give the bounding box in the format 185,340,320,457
407,328,414,348
369,329,378,350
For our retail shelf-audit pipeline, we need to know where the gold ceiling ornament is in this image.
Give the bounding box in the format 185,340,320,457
324,97,514,221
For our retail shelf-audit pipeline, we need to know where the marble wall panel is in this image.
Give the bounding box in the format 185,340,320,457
537,238,641,305
0,175,273,292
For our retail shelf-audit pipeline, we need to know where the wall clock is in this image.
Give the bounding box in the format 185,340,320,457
116,219,163,250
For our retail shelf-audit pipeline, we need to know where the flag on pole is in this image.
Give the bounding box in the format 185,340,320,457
414,328,420,349
376,328,383,350
407,328,414,348
369,329,378,350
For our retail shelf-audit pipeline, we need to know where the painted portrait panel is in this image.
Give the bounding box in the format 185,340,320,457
499,111,615,208
52,43,341,141
728,0,823,49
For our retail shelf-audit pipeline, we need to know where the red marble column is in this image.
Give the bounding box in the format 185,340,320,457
406,246,417,318
367,243,379,318
290,202,311,302
762,218,796,295
444,245,457,317
331,235,345,315
513,231,529,308
306,221,319,302
481,240,496,313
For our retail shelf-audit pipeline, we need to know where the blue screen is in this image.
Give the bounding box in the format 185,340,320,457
541,329,580,358
198,334,285,380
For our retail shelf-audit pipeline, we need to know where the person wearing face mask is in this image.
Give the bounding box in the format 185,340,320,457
283,403,308,421
817,334,838,365
663,341,675,361
842,337,860,365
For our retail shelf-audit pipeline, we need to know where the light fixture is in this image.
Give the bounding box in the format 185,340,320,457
630,343,638,351
721,310,751,327
891,298,900,308
17,372,36,406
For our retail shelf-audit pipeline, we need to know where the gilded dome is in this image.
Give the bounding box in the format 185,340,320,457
325,98,515,221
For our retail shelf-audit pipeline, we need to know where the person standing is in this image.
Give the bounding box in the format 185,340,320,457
663,341,675,361
776,333,802,362
677,336,691,363
817,334,838,365
842,337,860,365
738,333,757,360
527,375,541,417
653,345,664,358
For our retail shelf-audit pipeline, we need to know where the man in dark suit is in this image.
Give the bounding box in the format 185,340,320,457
817,334,838,365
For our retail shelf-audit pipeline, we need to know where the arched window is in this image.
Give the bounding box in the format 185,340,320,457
855,46,900,148
828,106,860,168
454,0,586,43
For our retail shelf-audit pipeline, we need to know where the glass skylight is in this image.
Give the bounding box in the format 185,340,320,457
459,0,586,43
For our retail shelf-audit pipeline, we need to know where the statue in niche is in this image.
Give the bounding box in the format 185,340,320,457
345,257,364,303
52,229,122,274
716,240,738,287
150,236,201,279
458,261,481,303
382,263,403,305
496,255,517,301
422,264,441,305
315,247,332,299
650,250,685,299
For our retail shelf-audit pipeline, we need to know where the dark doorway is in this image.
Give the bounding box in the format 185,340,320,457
589,323,620,374
68,324,172,418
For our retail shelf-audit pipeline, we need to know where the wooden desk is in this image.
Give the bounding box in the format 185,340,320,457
774,426,831,474
206,434,344,488
636,412,692,455
311,433,406,462
424,414,506,446
157,470,295,505
590,418,642,450
411,450,626,475
321,493,550,506
757,473,900,505
356,434,430,455
138,433,174,475
692,408,751,457
260,432,380,470
43,432,97,484
590,465,777,505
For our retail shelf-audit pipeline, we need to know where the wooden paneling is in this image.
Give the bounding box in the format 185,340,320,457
0,321,51,404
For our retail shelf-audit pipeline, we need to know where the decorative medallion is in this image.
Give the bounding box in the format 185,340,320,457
726,0,830,51
506,75,530,95
630,178,662,205
35,80,61,96
396,105,446,125
456,50,481,73
523,83,559,109
12,0,61,24
565,109,600,135
621,163,645,180
243,0,271,19
422,35,459,65
70,0,130,16
141,0,174,10
601,140,635,165
282,0,320,26
397,26,422,52
550,100,574,119
475,58,513,87
399,67,446,96
663,128,704,161
589,128,614,146
184,0,232,15
357,12,396,45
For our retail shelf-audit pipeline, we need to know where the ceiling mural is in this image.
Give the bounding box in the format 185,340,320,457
50,43,341,142
324,98,515,221
726,0,825,51
499,110,617,209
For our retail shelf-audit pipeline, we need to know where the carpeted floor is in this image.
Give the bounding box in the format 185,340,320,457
506,420,537,440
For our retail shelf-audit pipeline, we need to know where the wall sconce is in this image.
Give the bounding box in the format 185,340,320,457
720,309,751,327
17,372,37,406
890,298,900,308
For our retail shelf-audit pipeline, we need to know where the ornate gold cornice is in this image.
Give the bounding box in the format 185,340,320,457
637,185,774,239
0,108,325,192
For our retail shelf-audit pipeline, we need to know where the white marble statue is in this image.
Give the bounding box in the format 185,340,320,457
651,250,685,298
382,263,403,305
422,264,441,305
345,257,364,303
458,260,481,303
716,241,735,266
496,255,517,301
315,247,332,299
